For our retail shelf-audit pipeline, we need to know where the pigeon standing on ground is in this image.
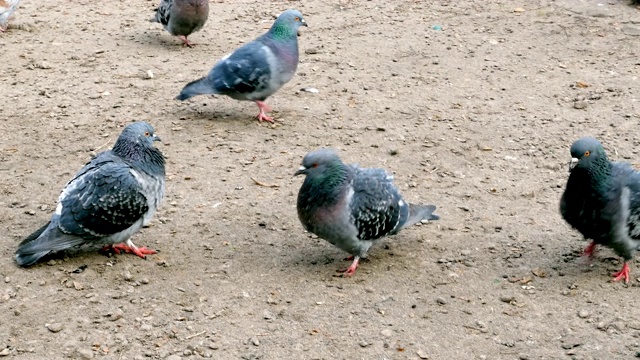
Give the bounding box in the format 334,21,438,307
176,9,307,123
152,0,209,47
0,0,20,32
295,149,440,276
560,137,640,284
15,122,166,267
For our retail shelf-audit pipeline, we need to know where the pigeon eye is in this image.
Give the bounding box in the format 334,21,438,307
584,150,590,157
144,131,150,137
295,16,300,21
312,163,318,168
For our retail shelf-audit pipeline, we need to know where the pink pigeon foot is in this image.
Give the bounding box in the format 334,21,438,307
254,100,274,123
339,256,360,277
583,241,597,258
104,241,157,259
177,35,194,48
611,262,630,284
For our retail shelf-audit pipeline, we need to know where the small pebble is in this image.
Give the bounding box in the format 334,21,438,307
166,355,182,360
46,323,64,333
358,340,369,347
436,297,447,305
76,348,94,359
578,310,590,319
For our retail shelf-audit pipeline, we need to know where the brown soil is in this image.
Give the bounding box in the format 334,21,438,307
2,0,640,359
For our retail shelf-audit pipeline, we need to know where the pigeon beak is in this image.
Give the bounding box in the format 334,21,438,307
301,19,308,27
294,166,307,177
153,135,162,142
568,157,578,172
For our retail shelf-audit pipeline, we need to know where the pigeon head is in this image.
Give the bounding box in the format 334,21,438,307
294,149,342,177
269,9,307,39
568,137,608,172
117,122,161,147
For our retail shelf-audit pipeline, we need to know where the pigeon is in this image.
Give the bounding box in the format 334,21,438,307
15,122,166,267
560,136,640,284
0,0,20,32
152,0,209,47
295,149,440,276
176,9,307,123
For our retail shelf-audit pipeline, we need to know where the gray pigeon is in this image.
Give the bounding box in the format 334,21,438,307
295,149,440,276
15,122,166,267
560,136,640,284
152,0,209,47
0,0,20,32
175,9,307,123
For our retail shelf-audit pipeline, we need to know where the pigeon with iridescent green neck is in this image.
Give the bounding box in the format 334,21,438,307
295,149,440,276
176,9,307,123
560,136,640,284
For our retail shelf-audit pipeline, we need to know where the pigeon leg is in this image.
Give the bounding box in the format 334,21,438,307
177,35,194,48
111,240,157,259
344,255,354,261
583,241,597,258
254,101,274,123
611,262,630,284
341,256,360,277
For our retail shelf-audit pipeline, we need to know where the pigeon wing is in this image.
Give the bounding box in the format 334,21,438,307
209,42,272,96
58,158,150,238
349,167,403,241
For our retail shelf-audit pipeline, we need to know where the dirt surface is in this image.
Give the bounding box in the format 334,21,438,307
2,0,640,359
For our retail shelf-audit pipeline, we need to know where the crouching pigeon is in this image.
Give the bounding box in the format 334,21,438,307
15,122,166,267
295,149,440,276
176,9,307,123
560,136,640,284
152,0,209,47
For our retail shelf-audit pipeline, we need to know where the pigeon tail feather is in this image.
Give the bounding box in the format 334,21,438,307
175,77,217,100
15,222,52,266
402,204,439,229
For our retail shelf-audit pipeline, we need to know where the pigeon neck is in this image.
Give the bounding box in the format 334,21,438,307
113,141,165,174
582,156,612,188
268,24,297,41
304,162,350,206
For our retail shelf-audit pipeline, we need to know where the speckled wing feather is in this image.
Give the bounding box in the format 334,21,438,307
57,155,150,238
209,42,273,98
349,167,403,241
153,0,172,25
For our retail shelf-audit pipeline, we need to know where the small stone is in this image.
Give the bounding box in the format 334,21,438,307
123,271,133,281
500,295,515,303
166,355,182,360
436,297,447,305
358,340,369,347
577,310,590,319
460,249,472,256
417,349,430,359
145,70,154,79
380,329,393,338
251,338,260,346
573,101,587,110
140,278,150,284
46,323,64,333
263,310,274,320
0,348,10,356
140,324,152,331
76,348,94,359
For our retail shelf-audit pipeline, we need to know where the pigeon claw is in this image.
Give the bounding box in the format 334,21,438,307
611,262,630,284
177,35,194,48
582,241,597,258
108,241,157,259
254,101,274,123
340,256,360,277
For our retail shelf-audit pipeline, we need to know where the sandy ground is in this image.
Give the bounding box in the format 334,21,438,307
1,0,640,359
